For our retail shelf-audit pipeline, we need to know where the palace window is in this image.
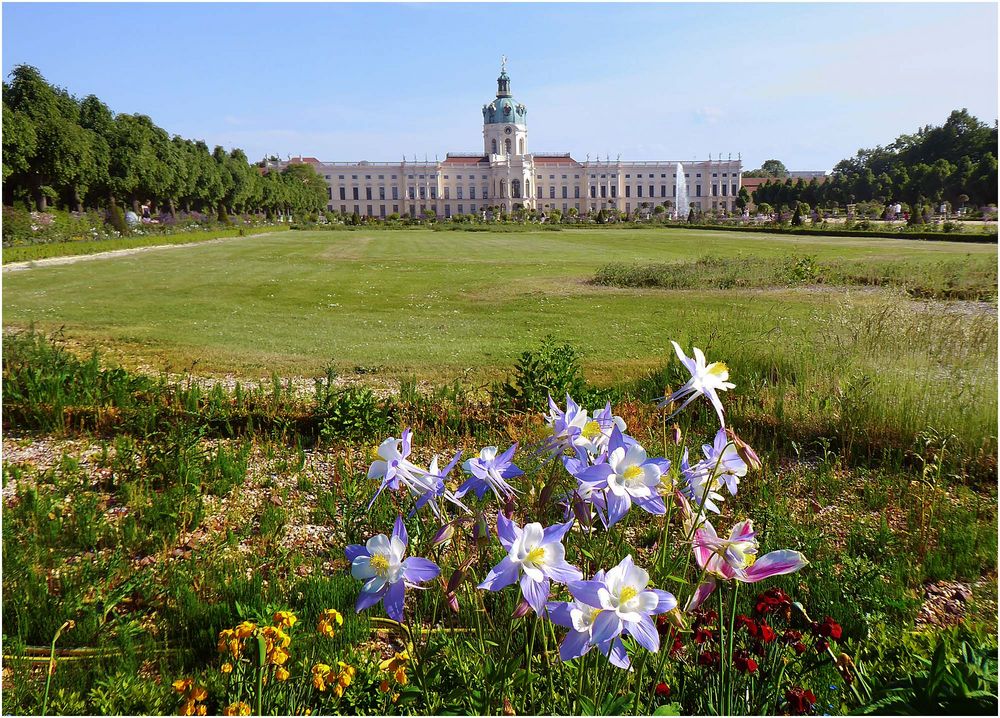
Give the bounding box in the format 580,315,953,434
367,205,373,215
610,186,617,198
537,186,543,199
366,188,372,200
562,186,568,199
575,186,580,198
470,186,476,199
649,185,654,197
458,204,464,214
444,188,450,199
590,186,596,198
457,187,463,199
392,187,398,200
339,175,345,180
625,186,631,198
505,138,512,154
379,187,385,200
600,186,607,198
637,186,643,197
339,188,346,200
549,186,555,199
712,185,718,197
696,185,702,197
519,138,524,153
352,188,359,200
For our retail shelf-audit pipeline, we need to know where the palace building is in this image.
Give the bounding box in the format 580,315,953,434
271,62,743,219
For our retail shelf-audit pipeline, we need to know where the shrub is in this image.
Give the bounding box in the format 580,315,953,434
497,335,588,411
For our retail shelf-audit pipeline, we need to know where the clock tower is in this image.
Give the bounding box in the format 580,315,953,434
482,58,528,158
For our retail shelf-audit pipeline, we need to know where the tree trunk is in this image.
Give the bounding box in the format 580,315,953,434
32,176,47,211
168,198,177,219
72,187,84,213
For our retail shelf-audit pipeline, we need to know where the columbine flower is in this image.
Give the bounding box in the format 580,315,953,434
478,514,583,614
541,394,590,458
699,428,747,496
346,515,440,622
658,341,735,427
680,448,727,517
458,444,523,501
686,519,808,612
577,428,667,526
545,569,630,669
573,402,627,457
367,428,467,517
567,555,677,656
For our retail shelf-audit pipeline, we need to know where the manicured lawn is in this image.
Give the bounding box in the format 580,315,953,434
3,227,995,380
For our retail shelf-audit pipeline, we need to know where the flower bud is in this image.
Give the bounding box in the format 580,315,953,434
510,600,532,619
538,482,555,507
472,513,489,547
446,568,466,595
502,494,516,520
670,423,682,445
431,522,456,546
726,428,762,471
446,592,460,614
572,496,592,528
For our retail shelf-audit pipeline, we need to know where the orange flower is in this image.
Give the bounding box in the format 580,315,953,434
221,662,233,674
188,685,207,702
317,609,344,638
179,699,196,716
223,701,251,716
311,663,332,691
172,678,193,694
276,666,290,682
273,610,297,629
234,621,256,639
379,679,391,694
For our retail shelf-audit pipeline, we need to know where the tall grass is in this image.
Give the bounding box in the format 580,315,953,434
593,255,998,300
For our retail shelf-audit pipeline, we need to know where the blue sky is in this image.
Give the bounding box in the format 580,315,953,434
3,2,997,170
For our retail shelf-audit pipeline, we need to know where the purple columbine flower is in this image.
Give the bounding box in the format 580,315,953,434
685,519,808,612
346,516,440,622
699,428,747,496
478,513,583,615
566,555,677,656
576,428,667,527
680,446,727,516
367,428,467,517
457,444,523,501
545,569,631,670
541,394,590,459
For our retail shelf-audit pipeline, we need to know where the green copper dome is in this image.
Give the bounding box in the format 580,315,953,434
483,70,526,125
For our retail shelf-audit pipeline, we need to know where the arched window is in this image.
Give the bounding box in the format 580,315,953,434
505,138,512,154
512,179,521,198
518,138,525,154
491,139,497,154
500,180,507,198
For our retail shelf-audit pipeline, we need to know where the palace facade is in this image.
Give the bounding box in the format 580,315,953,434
270,64,743,219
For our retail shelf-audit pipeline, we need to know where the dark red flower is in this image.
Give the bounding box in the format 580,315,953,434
654,682,671,698
698,650,720,668
670,635,685,657
755,587,791,616
782,629,803,644
785,687,817,715
793,641,807,655
694,627,714,644
733,651,758,674
759,621,777,644
816,638,829,653
736,614,759,637
814,616,843,640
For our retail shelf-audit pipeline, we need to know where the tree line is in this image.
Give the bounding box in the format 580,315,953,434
2,65,328,224
747,110,997,212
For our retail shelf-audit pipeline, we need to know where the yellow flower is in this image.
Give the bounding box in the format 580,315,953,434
269,646,290,666
333,683,345,698
276,666,290,682
188,685,207,702
196,706,207,717
221,662,233,674
273,610,297,629
172,678,193,694
223,701,252,716
394,667,408,686
336,661,355,689
379,650,409,673
234,621,256,639
312,663,332,691
179,699,196,716
317,609,344,638
217,629,235,654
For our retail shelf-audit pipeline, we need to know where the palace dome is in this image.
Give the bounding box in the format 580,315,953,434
482,70,527,125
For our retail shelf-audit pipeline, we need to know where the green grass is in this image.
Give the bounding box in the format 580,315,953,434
2,225,288,264
3,227,995,378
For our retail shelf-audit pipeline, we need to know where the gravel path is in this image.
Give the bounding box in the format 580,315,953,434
2,231,284,273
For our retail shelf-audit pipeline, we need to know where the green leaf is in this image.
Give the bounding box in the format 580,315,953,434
652,703,683,715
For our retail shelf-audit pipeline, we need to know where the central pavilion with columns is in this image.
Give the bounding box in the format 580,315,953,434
275,63,743,219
